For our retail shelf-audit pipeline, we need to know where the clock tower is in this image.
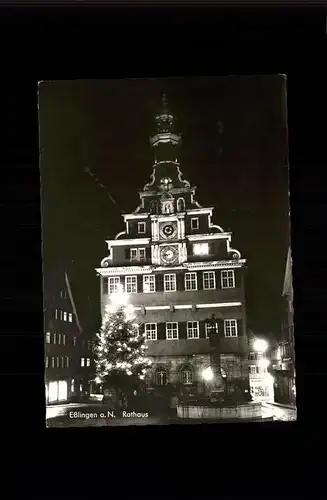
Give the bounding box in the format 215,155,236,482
96,95,250,402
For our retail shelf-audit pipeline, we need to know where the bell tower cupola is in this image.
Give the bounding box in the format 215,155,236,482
150,93,182,165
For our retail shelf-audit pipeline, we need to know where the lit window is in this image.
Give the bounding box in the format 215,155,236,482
58,334,61,344
45,356,49,368
249,365,257,374
71,379,75,393
205,322,218,337
63,334,66,345
138,222,146,234
68,313,73,323
187,321,199,339
191,218,199,230
164,274,176,292
203,271,216,290
81,357,85,367
155,366,167,386
53,333,57,344
45,332,51,343
56,357,60,368
61,356,64,368
48,381,58,402
86,358,91,367
63,312,67,322
193,243,209,256
66,356,69,368
145,323,157,341
73,336,76,347
58,381,67,401
125,276,137,293
185,272,197,291
181,365,193,385
224,319,238,337
55,309,59,319
166,322,178,340
143,275,155,293
60,310,63,320
51,357,55,368
221,270,235,289
108,277,120,294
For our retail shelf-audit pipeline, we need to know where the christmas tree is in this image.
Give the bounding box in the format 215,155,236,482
94,286,152,400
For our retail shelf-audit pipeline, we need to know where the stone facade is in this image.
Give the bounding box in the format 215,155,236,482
96,95,250,396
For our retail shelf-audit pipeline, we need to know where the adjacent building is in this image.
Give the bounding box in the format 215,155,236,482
96,95,250,398
270,247,296,405
248,332,274,403
44,269,93,403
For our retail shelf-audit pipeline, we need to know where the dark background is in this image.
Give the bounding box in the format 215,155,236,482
39,75,290,336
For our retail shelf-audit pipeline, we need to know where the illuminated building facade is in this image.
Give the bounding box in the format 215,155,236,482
96,95,250,397
44,270,93,403
270,247,296,405
248,334,274,403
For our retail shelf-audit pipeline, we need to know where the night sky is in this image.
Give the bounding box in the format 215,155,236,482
39,76,290,336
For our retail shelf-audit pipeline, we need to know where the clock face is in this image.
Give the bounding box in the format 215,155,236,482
159,221,178,240
160,245,178,265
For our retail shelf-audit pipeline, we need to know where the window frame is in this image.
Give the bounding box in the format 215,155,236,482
108,277,121,294
166,322,179,340
45,332,51,344
181,366,194,385
221,270,235,289
68,313,73,323
138,248,146,262
86,358,91,367
138,221,146,234
164,273,176,292
205,322,218,338
191,217,199,230
203,271,216,290
125,275,138,294
187,321,200,339
224,319,238,337
143,274,156,293
81,357,85,367
185,272,197,291
145,323,157,341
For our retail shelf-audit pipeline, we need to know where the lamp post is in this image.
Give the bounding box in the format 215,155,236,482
204,314,225,400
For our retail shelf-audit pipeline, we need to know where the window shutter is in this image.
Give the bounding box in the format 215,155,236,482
137,275,143,293
146,247,151,261
199,320,206,339
234,269,241,289
237,319,242,336
139,323,145,337
103,277,108,294
156,274,164,292
198,272,203,291
124,248,130,260
218,319,224,337
179,321,187,339
217,271,222,290
177,272,184,291
157,323,165,340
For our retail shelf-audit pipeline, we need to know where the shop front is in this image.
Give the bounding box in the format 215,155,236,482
249,375,274,403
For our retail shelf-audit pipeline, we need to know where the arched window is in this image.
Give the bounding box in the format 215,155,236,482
155,365,168,386
180,364,194,385
177,197,185,212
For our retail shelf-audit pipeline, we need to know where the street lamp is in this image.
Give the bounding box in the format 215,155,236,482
201,366,214,381
253,338,268,353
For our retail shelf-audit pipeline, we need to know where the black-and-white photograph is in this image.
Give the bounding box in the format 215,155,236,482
39,76,296,427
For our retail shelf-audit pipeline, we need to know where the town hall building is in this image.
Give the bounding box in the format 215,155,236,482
96,95,250,397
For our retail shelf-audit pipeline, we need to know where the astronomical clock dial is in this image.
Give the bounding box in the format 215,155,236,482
160,245,178,265
159,221,178,240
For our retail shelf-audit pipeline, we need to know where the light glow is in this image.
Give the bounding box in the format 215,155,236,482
109,285,129,309
258,358,270,369
253,338,268,353
193,243,209,256
201,366,214,381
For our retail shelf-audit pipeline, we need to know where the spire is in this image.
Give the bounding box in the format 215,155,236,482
150,93,181,153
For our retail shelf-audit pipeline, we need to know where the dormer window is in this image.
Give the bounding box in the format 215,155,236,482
177,198,185,212
138,222,146,234
130,248,146,262
193,243,209,256
191,218,199,230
